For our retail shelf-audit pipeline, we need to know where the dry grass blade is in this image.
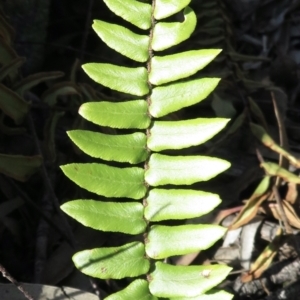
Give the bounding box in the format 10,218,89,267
271,91,289,176
229,176,271,230
251,123,300,168
241,227,282,283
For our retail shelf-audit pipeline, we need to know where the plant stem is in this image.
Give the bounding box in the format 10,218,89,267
0,263,34,300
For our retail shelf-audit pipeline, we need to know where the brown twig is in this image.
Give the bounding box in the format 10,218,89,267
272,185,293,235
271,91,290,184
255,149,292,235
0,263,34,300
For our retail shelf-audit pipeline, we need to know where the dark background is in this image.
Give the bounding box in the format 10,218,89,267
0,0,300,299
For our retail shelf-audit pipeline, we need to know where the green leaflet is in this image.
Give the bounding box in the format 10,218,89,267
0,13,14,44
106,280,158,300
61,200,146,235
0,57,25,82
0,198,24,219
14,72,64,98
0,154,42,182
145,154,231,186
154,0,192,20
61,163,146,199
170,290,234,300
150,78,220,118
68,130,148,164
148,118,229,151
73,242,150,279
149,50,222,85
249,100,269,130
211,93,236,118
146,224,226,259
149,262,232,298
79,101,150,129
152,7,197,51
42,82,81,107
145,189,221,222
82,63,149,96
0,83,29,124
103,0,151,30
45,111,64,163
0,39,18,75
92,20,149,63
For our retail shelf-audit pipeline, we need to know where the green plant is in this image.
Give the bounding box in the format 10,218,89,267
61,1,233,299
0,12,79,181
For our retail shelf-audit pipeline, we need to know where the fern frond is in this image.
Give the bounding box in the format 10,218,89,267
61,1,233,298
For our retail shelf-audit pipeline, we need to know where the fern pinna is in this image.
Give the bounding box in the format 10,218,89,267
61,1,233,299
